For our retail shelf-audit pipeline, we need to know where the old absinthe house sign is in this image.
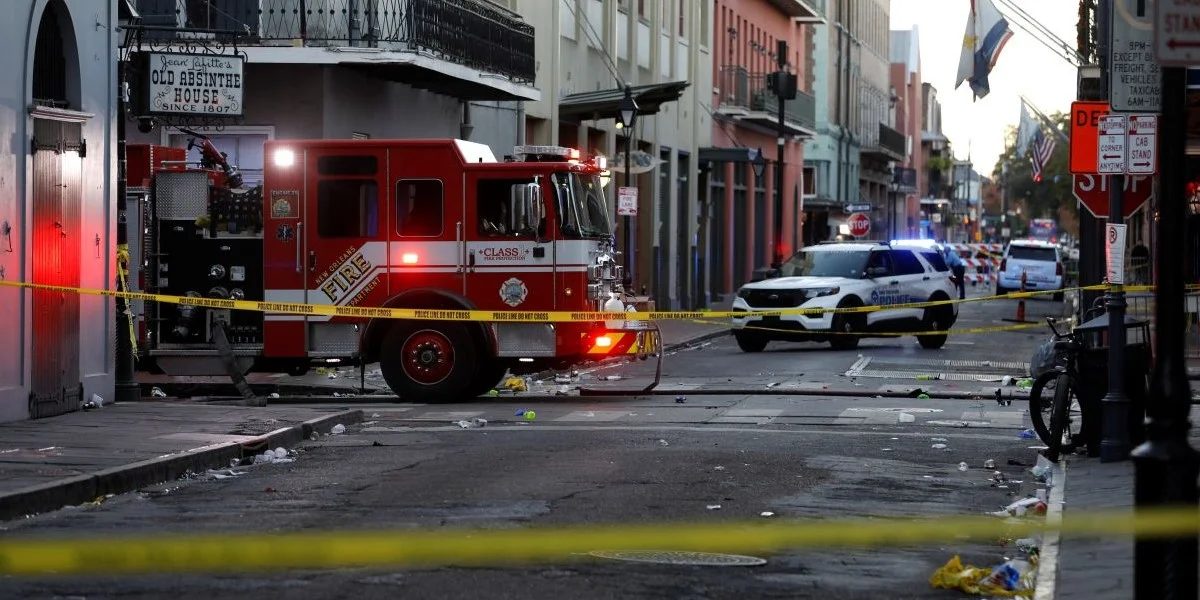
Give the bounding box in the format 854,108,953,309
142,52,244,116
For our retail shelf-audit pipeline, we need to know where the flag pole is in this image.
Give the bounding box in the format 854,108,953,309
1019,94,1070,144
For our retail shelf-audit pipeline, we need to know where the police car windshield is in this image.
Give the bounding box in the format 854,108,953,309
780,249,871,278
551,172,613,238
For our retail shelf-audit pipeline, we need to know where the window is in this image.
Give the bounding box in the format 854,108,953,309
865,250,892,276
478,178,538,237
920,250,950,272
1008,245,1058,262
890,249,926,275
317,180,379,238
802,166,816,196
396,180,444,237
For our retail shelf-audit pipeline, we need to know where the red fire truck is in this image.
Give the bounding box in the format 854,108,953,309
124,132,658,401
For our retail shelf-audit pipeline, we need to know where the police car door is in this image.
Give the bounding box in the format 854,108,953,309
864,249,903,326
888,248,929,322
463,173,553,312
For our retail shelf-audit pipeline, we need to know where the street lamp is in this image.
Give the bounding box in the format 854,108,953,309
617,86,639,281
752,148,766,181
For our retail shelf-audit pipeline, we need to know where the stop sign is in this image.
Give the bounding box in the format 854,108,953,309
847,212,871,237
1072,174,1153,218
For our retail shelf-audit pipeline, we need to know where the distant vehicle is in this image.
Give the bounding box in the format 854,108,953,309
1029,218,1057,243
731,241,959,352
997,240,1065,301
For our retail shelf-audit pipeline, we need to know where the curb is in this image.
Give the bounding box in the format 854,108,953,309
1032,458,1067,600
0,409,364,522
577,386,1028,400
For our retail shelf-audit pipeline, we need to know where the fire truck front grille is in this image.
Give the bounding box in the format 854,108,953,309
155,171,212,220
495,323,556,357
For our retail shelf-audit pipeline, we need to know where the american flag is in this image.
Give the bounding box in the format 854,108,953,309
1029,129,1055,183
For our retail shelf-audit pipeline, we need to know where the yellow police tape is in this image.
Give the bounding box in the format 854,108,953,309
0,279,1162,323
1,506,1198,575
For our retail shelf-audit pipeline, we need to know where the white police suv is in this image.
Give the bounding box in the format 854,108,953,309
731,241,960,352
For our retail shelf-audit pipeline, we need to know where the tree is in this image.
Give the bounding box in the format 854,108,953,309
991,111,1074,236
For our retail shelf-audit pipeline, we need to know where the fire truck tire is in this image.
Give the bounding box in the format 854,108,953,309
379,322,478,402
467,362,510,397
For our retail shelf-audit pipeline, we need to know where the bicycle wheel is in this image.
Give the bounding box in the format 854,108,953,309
1047,373,1077,459
1027,370,1062,446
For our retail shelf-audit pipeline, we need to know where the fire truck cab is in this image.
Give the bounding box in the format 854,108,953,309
127,135,655,401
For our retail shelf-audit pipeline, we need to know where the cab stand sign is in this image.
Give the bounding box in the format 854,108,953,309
137,52,245,117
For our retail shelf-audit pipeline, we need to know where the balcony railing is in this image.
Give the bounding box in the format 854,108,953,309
714,67,815,131
878,124,906,157
133,0,536,83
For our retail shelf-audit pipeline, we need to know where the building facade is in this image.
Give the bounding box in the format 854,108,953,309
919,82,953,240
0,0,127,423
126,1,539,180
803,0,901,244
516,0,713,310
888,25,922,241
705,0,820,297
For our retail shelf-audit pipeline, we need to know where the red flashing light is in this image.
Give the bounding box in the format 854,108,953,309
401,252,419,264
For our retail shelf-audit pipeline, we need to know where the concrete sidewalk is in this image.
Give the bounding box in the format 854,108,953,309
1038,408,1200,599
0,403,362,521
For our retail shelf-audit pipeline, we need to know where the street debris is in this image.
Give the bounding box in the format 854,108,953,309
504,377,528,393
253,447,296,465
957,462,968,472
150,387,167,398
931,444,948,450
984,458,996,469
706,504,721,510
657,439,670,447
330,423,346,435
760,511,775,518
454,418,488,429
929,554,1035,597
989,496,1047,518
675,396,687,404
82,394,105,410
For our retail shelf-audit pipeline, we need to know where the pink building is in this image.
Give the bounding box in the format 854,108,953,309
705,0,821,294
889,26,924,240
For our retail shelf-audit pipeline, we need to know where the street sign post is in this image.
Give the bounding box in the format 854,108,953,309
1107,223,1128,285
847,213,871,238
1155,0,1200,65
1069,101,1111,173
1112,0,1162,111
1127,114,1159,174
1097,114,1129,174
617,186,638,216
1072,174,1154,218
844,203,872,213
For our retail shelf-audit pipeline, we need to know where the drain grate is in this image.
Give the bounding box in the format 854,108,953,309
588,550,768,566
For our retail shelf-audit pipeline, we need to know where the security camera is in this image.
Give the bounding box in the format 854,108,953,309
137,118,155,134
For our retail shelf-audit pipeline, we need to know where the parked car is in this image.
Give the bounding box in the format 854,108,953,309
996,240,1065,301
731,241,960,352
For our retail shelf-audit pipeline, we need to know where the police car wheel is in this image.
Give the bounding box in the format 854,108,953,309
379,322,478,402
734,331,768,353
917,307,949,350
829,312,860,351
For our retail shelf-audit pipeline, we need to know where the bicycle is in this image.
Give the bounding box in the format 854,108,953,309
1028,316,1084,460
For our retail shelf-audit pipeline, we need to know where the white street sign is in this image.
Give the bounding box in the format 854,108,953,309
1107,223,1128,285
1097,114,1129,175
1126,114,1159,174
1112,0,1161,111
1156,0,1200,66
617,186,638,217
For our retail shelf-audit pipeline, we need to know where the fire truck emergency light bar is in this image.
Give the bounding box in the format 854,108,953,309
511,145,607,170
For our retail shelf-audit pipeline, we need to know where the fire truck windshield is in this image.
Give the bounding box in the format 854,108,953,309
551,172,612,238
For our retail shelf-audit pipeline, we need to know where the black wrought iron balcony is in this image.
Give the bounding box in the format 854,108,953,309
133,0,536,83
863,123,906,162
715,66,751,114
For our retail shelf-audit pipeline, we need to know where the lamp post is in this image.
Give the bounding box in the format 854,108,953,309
617,86,639,281
752,148,766,182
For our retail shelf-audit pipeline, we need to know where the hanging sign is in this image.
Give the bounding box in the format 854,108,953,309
141,52,245,116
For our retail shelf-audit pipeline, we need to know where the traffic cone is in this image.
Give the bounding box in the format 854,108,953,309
1005,272,1029,323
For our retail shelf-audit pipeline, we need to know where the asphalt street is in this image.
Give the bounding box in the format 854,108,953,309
0,288,1060,600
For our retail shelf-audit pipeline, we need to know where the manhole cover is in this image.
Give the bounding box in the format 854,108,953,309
588,550,767,566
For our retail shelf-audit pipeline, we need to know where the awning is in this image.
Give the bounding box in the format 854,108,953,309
346,64,538,102
559,81,690,120
119,0,139,20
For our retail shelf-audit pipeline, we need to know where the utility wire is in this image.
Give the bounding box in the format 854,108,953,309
995,0,1084,67
563,0,626,88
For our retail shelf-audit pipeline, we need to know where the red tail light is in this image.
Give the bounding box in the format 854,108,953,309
1000,258,1007,272
1056,262,1064,276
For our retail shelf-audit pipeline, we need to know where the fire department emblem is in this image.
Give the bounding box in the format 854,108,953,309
499,277,529,307
270,191,298,218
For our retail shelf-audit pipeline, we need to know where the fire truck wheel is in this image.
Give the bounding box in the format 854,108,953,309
467,362,510,397
380,323,478,401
